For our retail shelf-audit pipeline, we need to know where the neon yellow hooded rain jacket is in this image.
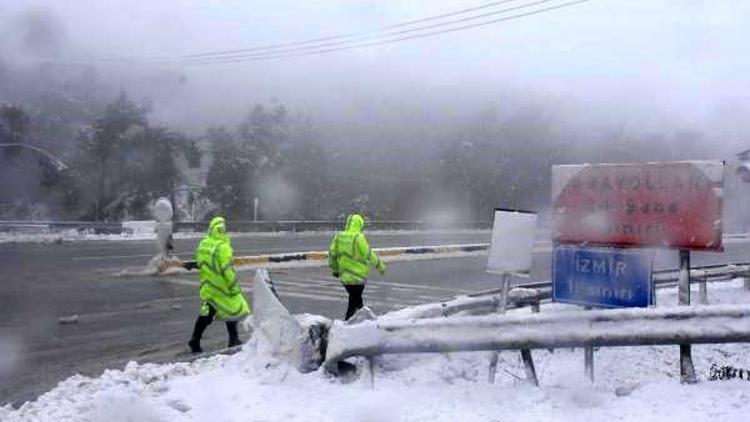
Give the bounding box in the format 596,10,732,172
328,214,385,285
195,216,251,320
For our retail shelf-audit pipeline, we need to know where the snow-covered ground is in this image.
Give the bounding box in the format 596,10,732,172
3,280,750,421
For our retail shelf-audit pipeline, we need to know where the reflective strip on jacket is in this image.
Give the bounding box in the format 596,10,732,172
328,214,383,285
196,217,251,320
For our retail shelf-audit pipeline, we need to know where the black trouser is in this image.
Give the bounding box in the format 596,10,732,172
191,303,239,344
344,283,365,320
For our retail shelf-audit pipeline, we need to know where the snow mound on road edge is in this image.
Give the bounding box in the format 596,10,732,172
4,342,750,422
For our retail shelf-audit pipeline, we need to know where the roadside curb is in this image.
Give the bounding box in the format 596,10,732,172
162,243,492,273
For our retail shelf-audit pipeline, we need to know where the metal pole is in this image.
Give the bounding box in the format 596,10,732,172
521,301,540,386
584,306,594,383
489,273,512,383
521,350,538,386
699,276,708,305
253,197,259,222
500,273,511,313
488,353,499,383
367,357,375,390
678,249,698,383
584,346,594,382
678,250,691,306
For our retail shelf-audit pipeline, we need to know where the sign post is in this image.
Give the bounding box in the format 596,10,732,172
584,308,594,382
678,250,698,383
486,208,538,385
553,245,654,383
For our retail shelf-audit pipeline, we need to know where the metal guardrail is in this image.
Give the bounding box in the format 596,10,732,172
384,287,550,320
0,220,493,235
653,262,750,283
324,304,750,375
174,220,490,233
468,262,750,299
349,261,750,384
0,220,124,234
249,264,750,385
398,262,750,327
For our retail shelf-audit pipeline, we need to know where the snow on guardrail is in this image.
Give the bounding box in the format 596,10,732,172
323,303,750,373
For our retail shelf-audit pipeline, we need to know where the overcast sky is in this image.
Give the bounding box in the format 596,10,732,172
1,0,748,145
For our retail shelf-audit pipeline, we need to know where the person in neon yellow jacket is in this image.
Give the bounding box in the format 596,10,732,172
328,213,386,320
188,216,250,353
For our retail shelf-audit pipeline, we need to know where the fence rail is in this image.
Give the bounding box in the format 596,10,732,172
324,304,750,373
468,262,750,299
0,220,124,234
379,262,750,322
320,261,750,383
0,220,493,235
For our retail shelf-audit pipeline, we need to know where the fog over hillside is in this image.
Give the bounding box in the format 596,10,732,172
1,1,748,223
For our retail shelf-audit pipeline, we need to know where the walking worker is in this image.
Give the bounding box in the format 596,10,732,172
188,216,250,353
328,213,386,320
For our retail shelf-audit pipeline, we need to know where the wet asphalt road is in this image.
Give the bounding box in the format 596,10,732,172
0,231,747,406
0,231,495,406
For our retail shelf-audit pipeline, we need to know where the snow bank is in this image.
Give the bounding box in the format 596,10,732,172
122,221,157,236
252,269,329,372
4,281,750,421
4,340,750,421
0,229,158,244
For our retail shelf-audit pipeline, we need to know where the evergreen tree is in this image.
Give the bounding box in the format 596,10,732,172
204,126,253,219
69,94,195,220
204,104,325,220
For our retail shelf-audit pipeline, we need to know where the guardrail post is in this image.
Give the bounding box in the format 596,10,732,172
679,249,698,384
584,346,594,382
521,350,538,386
367,356,375,389
584,306,594,383
521,300,540,386
699,276,708,305
488,273,512,383
500,273,511,313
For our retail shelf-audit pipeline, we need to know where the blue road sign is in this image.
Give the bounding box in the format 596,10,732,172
553,245,653,308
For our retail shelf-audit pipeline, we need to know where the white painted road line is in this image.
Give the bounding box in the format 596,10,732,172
273,272,465,294
161,275,448,310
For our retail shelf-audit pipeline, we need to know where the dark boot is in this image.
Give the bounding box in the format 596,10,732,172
226,321,242,348
344,284,365,320
188,337,203,354
189,314,213,354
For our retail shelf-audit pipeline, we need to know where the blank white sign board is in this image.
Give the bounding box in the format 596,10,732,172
487,209,538,276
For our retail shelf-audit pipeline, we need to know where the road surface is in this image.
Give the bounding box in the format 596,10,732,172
0,230,747,406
